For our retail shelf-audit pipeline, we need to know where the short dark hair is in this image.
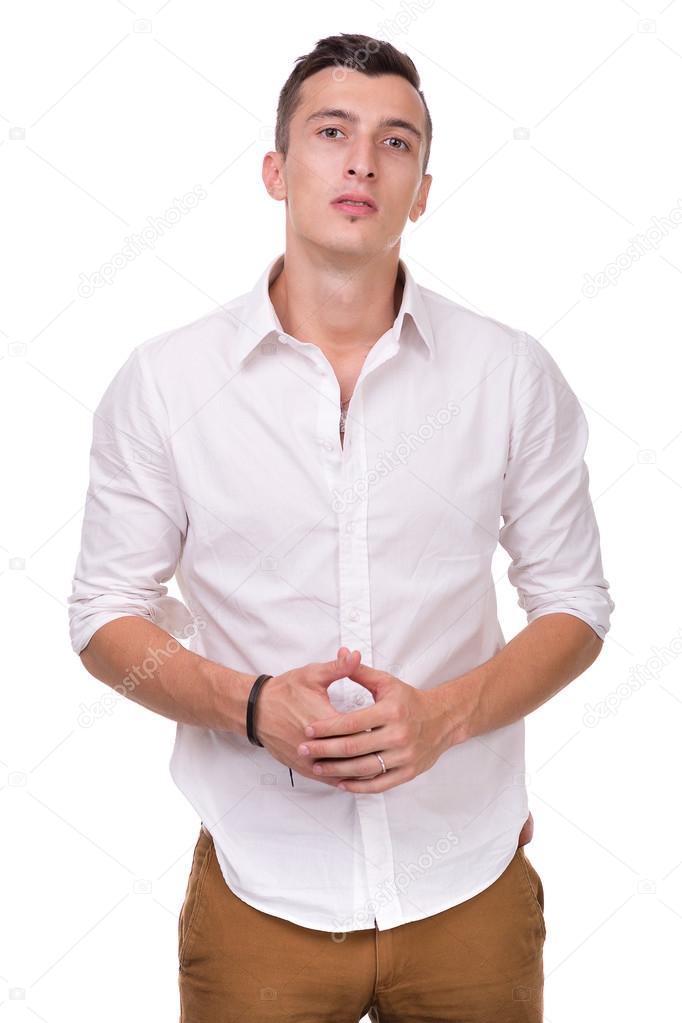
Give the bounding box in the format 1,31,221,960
275,33,432,175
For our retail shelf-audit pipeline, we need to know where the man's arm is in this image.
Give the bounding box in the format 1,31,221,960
440,332,613,746
79,615,255,736
435,612,603,747
69,343,254,735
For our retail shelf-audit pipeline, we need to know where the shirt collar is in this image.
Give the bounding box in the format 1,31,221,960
231,253,435,366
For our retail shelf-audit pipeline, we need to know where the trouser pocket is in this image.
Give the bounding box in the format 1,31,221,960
518,847,546,940
178,824,214,969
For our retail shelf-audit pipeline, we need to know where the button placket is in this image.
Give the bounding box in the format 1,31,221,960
334,376,401,930
270,330,407,927
337,386,371,688
313,361,343,503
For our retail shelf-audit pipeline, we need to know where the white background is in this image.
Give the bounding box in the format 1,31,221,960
2,1,681,1020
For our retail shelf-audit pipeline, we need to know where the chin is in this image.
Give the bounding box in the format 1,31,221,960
318,233,390,259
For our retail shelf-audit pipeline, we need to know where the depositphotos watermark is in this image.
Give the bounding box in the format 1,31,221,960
76,615,206,728
331,399,460,513
582,626,682,727
330,3,436,82
329,827,460,938
76,185,208,297
581,197,682,298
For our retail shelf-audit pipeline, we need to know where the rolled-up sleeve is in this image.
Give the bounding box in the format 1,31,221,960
498,332,615,640
68,343,193,655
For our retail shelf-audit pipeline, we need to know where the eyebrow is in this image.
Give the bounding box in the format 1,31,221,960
304,107,423,142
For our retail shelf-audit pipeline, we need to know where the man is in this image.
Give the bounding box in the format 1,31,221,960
68,32,614,1022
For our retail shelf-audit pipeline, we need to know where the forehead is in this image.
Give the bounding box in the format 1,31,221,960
294,67,425,130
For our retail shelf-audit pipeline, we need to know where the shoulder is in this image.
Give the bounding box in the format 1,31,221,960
417,283,572,387
128,289,251,389
136,294,247,362
418,283,528,361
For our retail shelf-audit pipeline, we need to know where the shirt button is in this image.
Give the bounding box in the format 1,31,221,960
278,333,287,344
322,440,333,451
348,608,360,621
345,521,355,533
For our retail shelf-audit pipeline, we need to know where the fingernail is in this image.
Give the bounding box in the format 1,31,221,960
299,745,310,756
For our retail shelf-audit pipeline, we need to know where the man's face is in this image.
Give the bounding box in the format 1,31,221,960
265,67,432,260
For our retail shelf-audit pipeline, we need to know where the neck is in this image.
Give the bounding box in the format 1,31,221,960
269,241,404,356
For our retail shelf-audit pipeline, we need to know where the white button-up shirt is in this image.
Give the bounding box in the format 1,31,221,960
68,252,614,933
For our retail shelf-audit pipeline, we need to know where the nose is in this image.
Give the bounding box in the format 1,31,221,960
345,137,376,179
347,166,375,178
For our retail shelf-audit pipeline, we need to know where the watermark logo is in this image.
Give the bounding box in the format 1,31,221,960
331,4,436,82
582,627,682,727
76,185,208,297
582,197,682,298
332,399,460,513
77,615,206,727
329,827,459,937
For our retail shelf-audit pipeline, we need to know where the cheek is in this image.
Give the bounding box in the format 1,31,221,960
285,161,334,220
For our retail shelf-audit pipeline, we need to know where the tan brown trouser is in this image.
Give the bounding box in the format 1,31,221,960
178,823,545,1022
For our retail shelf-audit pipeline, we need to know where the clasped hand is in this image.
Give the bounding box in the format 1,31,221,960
297,647,455,793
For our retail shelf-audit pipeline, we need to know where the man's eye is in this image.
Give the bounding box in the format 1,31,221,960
385,137,409,151
318,128,409,151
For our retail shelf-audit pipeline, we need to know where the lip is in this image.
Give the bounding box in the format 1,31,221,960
331,193,378,214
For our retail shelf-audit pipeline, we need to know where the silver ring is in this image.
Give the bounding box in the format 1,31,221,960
374,752,387,774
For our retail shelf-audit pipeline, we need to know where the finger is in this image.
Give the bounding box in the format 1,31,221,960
336,766,411,794
314,648,361,682
298,724,389,759
310,753,391,779
302,769,352,787
303,704,383,739
291,763,348,787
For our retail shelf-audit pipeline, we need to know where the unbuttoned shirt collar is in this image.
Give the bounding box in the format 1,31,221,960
231,252,436,367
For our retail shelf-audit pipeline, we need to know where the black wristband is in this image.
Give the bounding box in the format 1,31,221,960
246,674,295,788
246,674,273,747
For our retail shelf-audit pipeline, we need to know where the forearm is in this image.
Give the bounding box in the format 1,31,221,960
437,612,604,747
78,615,255,736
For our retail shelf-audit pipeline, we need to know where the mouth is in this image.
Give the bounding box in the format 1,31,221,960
331,197,378,216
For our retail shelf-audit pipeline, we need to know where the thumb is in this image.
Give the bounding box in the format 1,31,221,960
315,647,362,687
344,659,387,697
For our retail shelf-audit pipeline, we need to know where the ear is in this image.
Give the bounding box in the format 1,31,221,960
409,172,432,222
262,150,287,202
